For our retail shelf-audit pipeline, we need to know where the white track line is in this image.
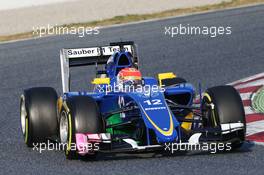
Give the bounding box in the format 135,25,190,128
229,72,264,85
244,106,255,115
240,92,252,101
252,141,264,146
234,79,264,89
246,120,264,136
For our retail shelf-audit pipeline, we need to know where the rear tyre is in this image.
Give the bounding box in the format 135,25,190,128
202,85,246,150
20,87,58,147
59,96,104,160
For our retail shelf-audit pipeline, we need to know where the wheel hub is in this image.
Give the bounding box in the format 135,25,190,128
60,111,68,144
20,95,27,135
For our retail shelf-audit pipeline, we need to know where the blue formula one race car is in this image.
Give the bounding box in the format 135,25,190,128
20,41,246,159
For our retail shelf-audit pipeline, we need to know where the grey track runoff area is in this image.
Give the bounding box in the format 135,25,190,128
0,4,264,175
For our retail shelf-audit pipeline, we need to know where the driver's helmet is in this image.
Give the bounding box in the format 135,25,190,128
117,68,142,89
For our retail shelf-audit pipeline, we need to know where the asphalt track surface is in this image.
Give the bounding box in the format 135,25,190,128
0,4,264,175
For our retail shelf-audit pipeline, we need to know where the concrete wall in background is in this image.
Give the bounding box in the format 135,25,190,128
0,0,77,10
0,0,231,35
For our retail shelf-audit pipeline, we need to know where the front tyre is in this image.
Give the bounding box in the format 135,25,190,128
202,86,246,149
202,85,246,150
59,96,104,159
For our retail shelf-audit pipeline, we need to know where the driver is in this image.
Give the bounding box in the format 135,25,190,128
117,68,142,90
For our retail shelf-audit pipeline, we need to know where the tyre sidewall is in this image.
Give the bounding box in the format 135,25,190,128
21,87,58,146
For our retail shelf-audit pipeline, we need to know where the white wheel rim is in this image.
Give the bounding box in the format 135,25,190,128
20,95,27,135
60,111,68,144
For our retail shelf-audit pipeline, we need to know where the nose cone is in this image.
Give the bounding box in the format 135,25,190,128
139,101,179,143
126,85,180,144
155,128,178,143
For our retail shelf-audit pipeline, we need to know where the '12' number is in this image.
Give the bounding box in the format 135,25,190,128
143,99,162,105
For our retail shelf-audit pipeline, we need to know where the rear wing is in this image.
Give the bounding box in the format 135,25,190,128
60,41,138,93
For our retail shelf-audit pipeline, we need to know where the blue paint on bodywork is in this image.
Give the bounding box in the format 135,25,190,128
126,91,179,143
64,51,196,144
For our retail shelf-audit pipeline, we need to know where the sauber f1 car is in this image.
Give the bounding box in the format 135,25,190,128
20,41,246,159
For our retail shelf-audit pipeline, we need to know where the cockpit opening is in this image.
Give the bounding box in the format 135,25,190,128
118,54,130,66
